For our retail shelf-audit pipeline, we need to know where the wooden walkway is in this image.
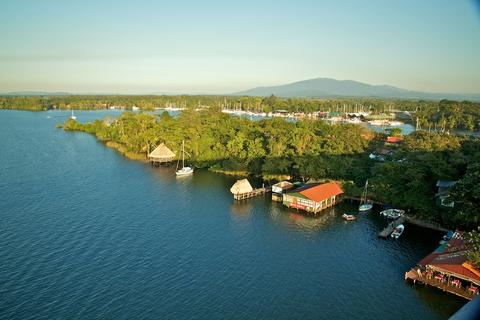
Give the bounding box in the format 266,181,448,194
344,196,384,205
234,188,268,200
405,269,476,300
378,216,405,238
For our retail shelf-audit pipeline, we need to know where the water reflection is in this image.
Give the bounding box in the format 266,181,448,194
267,201,338,232
230,201,254,219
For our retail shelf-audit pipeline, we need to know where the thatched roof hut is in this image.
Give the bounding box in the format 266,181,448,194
230,179,253,195
148,143,176,163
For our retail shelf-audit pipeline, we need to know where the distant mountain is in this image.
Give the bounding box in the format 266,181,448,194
1,91,73,96
235,78,480,101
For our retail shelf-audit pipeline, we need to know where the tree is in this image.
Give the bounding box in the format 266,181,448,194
449,161,480,228
465,227,480,268
389,127,402,137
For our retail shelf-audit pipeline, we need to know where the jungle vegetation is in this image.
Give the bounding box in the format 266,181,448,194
62,109,480,230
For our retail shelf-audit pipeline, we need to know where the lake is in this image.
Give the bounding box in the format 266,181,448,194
0,110,465,319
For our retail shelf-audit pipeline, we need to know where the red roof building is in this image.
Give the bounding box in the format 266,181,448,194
386,136,403,144
417,231,480,285
283,182,343,214
405,231,480,300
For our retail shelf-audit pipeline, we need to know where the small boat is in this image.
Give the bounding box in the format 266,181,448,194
70,110,77,120
391,224,405,239
359,180,373,212
176,140,194,176
342,214,356,221
380,209,405,219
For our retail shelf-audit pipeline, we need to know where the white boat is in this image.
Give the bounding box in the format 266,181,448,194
70,110,77,120
176,140,193,176
391,224,405,239
380,209,405,219
345,118,363,124
359,180,373,212
342,214,356,221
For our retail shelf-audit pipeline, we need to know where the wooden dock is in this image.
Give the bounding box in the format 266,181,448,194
234,188,268,200
344,196,384,205
405,269,475,300
378,216,405,238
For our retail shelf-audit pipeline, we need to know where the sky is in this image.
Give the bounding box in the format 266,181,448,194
0,0,479,94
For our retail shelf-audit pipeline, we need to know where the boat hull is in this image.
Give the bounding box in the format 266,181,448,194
391,224,405,239
359,204,373,212
176,167,194,176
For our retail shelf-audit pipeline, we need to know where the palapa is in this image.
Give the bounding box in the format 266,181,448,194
148,143,176,162
230,179,253,195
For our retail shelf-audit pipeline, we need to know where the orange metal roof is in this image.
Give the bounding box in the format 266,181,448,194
299,182,343,202
417,231,480,284
386,136,403,143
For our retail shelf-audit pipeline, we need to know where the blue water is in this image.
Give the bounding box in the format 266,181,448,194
0,110,465,319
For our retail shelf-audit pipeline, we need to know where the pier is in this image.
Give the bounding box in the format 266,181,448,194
405,269,476,300
233,187,268,200
378,216,405,238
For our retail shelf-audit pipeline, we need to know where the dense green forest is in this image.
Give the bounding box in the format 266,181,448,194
62,109,480,229
2,94,480,131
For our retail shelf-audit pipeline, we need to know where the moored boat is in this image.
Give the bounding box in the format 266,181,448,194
342,214,356,221
391,224,405,239
359,180,373,212
380,209,405,219
176,140,194,176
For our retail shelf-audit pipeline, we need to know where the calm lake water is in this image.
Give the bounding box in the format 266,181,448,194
0,110,465,319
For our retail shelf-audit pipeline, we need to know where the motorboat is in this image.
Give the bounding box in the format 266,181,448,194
380,209,405,219
342,214,357,221
391,224,405,239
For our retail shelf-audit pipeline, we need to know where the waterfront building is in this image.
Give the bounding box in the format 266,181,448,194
271,181,294,202
282,182,343,213
435,180,457,208
405,231,480,300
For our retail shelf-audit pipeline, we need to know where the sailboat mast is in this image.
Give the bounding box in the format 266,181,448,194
182,140,185,168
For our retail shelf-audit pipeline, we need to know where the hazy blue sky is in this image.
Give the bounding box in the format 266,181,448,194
1,0,479,94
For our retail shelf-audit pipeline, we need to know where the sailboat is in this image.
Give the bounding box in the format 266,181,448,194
176,140,193,176
359,180,373,212
70,110,77,120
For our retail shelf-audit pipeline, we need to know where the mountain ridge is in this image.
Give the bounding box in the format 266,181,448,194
234,78,480,101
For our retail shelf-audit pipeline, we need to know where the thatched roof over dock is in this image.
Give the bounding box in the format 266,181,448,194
230,179,253,195
148,143,175,160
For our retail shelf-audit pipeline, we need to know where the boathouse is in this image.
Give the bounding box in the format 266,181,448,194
271,181,294,202
148,143,176,165
283,182,343,213
405,231,480,300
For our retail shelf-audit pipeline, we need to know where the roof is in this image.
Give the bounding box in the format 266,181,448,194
298,182,343,203
386,136,403,143
230,179,253,195
417,231,480,285
436,180,457,188
148,143,175,159
273,181,294,188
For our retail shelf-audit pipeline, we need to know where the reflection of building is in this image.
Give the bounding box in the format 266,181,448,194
405,231,480,300
435,180,456,208
283,182,343,214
